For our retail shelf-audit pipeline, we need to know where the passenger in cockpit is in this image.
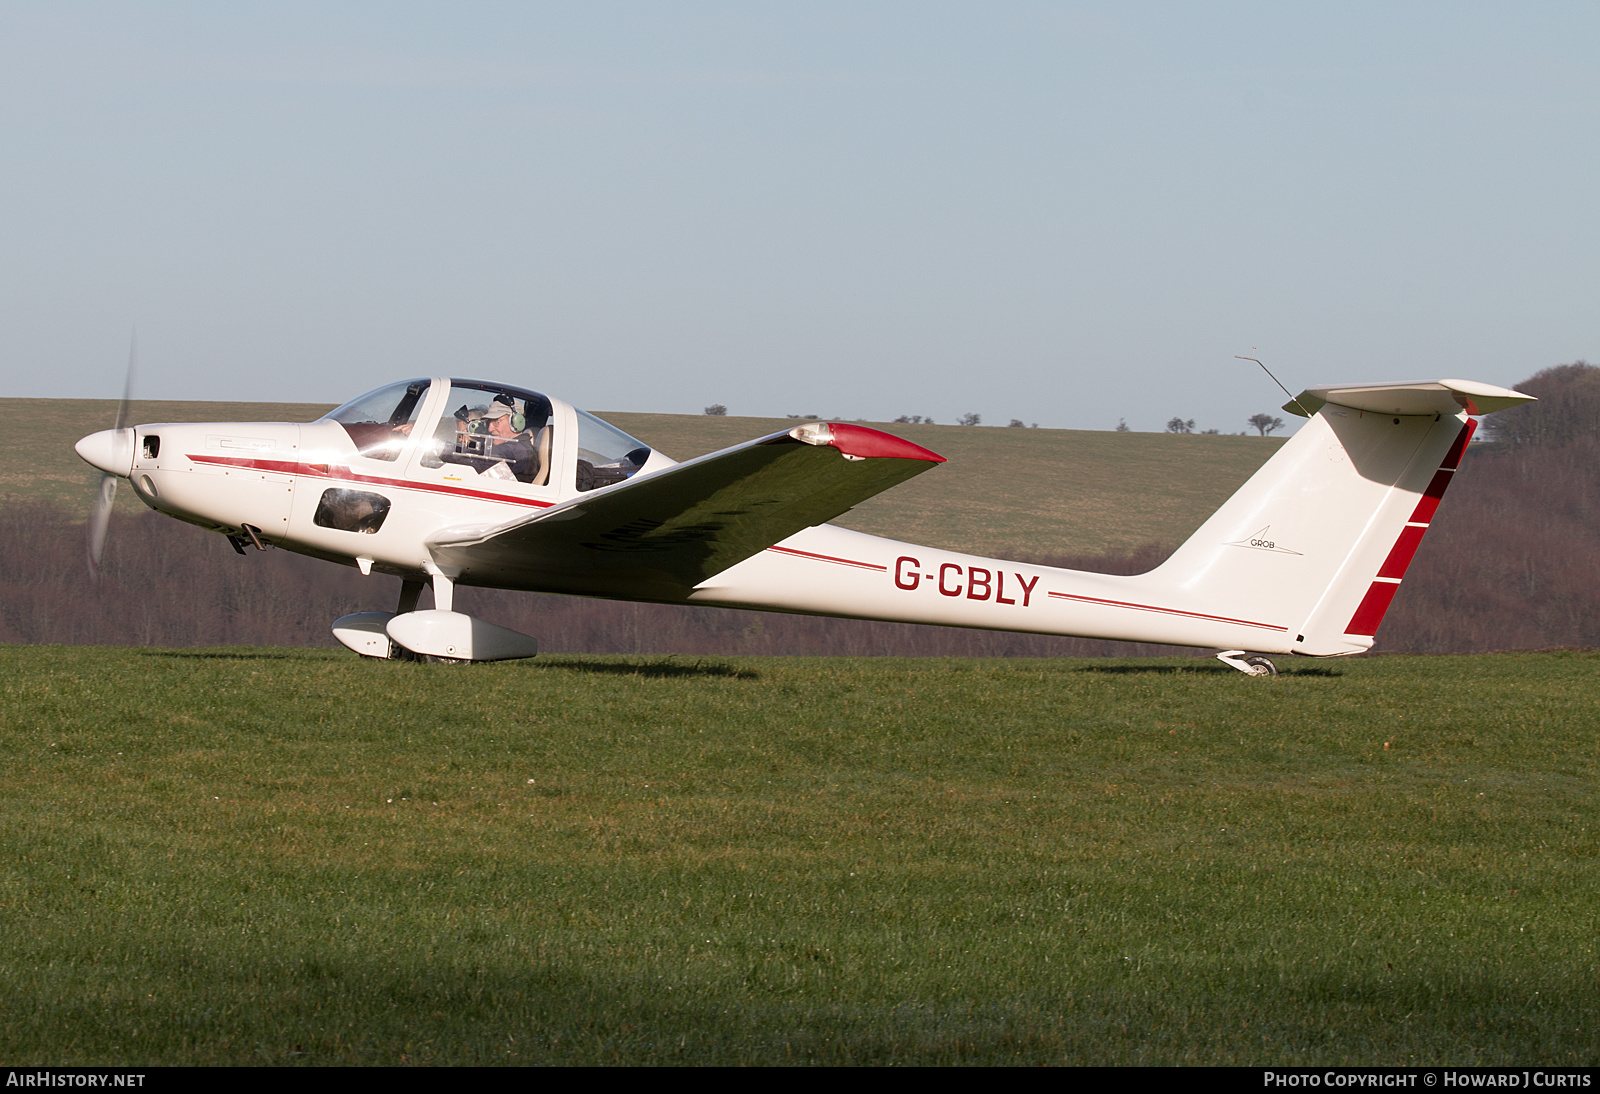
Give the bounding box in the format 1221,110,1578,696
430,390,547,485
475,402,537,482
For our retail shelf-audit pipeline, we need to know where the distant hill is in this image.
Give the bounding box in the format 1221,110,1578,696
4,398,1283,558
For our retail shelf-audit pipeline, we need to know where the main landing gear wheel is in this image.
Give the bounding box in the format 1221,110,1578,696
1216,650,1278,676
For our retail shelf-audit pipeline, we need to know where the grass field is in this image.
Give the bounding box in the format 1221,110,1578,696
2,645,1595,1065
6,398,1283,556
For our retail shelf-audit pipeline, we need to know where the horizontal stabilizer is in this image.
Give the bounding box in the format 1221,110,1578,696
427,424,944,601
1285,379,1533,418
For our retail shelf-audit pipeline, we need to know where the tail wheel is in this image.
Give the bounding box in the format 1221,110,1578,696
1216,650,1280,676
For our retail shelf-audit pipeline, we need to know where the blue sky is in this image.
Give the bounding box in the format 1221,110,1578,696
1,2,1595,431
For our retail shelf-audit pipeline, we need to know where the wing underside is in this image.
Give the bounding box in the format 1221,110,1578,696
426,424,944,600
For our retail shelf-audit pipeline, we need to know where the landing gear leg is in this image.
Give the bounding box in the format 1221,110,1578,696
1216,650,1278,676
419,571,470,662
428,568,454,612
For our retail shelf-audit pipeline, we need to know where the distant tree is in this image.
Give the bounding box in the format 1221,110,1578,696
1008,419,1025,428
894,414,933,424
958,412,982,427
704,404,727,416
1115,419,1129,432
1484,362,1600,448
1248,413,1285,436
1165,417,1195,434
1201,428,1220,435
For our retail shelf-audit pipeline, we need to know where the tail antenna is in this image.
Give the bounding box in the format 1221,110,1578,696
1236,351,1313,420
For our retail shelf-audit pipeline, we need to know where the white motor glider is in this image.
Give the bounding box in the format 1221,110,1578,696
75,375,1531,672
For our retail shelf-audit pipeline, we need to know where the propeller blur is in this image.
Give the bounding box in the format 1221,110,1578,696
75,375,1532,671
85,335,136,579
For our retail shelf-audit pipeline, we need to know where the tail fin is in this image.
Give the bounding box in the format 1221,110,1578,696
1149,379,1531,655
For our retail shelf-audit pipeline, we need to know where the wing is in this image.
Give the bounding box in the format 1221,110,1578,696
426,422,945,601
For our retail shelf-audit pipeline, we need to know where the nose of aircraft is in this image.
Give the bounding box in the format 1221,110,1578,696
75,428,135,477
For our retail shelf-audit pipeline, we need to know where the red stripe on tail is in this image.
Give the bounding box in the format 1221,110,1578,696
1346,581,1401,637
1345,418,1477,637
1409,469,1454,524
1439,418,1477,469
1376,525,1428,580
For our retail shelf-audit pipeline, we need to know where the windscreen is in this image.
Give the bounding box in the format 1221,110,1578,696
321,379,432,462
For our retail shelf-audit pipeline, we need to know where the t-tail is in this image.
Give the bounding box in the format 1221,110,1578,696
1138,378,1532,659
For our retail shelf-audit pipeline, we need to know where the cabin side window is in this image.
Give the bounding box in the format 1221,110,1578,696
312,489,392,534
321,380,432,462
574,409,651,493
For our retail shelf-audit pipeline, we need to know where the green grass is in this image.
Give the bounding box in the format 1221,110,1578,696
6,399,1282,555
2,646,1596,1065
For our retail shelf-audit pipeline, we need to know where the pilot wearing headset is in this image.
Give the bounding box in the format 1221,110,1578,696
438,392,540,483
476,400,537,483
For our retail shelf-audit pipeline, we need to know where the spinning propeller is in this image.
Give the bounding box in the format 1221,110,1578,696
83,335,137,579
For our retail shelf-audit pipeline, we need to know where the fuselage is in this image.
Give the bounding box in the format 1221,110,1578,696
81,373,1507,662
76,381,1310,658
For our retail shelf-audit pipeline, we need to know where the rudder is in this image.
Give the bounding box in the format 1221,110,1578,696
1143,383,1519,656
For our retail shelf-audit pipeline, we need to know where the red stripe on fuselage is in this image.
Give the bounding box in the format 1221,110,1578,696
764,545,888,571
185,454,556,510
1046,591,1286,632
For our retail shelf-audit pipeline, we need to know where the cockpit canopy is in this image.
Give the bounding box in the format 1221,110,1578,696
319,378,654,493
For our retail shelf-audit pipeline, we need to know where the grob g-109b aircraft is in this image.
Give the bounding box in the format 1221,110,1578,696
75,374,1531,672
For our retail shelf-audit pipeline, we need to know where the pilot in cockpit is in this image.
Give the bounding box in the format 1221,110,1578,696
440,396,537,482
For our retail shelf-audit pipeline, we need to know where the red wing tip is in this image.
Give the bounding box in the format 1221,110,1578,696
824,422,946,462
